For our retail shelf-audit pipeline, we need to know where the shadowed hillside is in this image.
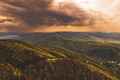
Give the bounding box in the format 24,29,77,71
8,32,120,79
0,39,118,80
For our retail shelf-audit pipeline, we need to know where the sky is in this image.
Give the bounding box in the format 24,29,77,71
0,0,120,32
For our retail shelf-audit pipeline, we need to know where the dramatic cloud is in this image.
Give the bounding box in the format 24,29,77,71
0,0,94,32
0,0,120,32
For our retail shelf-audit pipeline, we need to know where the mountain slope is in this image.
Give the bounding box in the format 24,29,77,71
12,32,120,78
0,39,118,80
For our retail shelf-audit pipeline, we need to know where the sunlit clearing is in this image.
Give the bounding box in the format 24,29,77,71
53,0,115,16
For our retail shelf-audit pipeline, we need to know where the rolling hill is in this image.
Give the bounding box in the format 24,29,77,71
9,32,120,78
0,39,119,80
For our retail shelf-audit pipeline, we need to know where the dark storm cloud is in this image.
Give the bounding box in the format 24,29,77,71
0,0,119,32
0,0,96,32
2,0,51,9
0,0,92,27
7,8,81,26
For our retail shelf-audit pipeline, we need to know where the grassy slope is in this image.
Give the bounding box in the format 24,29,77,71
0,39,119,80
31,36,120,79
39,46,119,80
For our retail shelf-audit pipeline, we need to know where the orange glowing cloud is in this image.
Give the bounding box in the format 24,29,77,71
0,0,120,32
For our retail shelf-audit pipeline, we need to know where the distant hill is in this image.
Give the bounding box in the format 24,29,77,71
0,39,119,80
13,32,120,61
9,32,120,78
0,32,120,40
